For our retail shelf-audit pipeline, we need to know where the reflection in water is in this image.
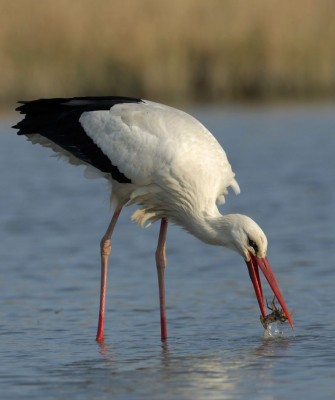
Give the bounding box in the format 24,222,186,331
97,341,114,365
154,337,292,399
160,340,170,368
92,334,293,399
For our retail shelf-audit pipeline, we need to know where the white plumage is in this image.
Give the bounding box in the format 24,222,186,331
14,96,293,342
80,101,240,229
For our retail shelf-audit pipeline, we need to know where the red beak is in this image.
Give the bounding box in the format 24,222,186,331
246,253,294,329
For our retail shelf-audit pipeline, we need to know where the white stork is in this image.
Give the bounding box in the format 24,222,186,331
14,96,293,342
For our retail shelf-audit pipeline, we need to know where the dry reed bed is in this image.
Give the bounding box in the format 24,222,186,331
1,0,335,105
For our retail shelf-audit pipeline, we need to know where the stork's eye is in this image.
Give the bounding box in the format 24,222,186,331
248,238,258,254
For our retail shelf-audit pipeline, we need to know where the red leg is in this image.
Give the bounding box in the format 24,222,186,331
155,218,168,341
96,207,122,342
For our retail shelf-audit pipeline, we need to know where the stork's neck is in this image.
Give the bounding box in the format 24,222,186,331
178,210,238,248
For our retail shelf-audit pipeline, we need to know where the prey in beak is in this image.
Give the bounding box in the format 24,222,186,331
246,253,294,329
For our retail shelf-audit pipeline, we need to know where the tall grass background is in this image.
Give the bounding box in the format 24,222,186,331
1,0,335,107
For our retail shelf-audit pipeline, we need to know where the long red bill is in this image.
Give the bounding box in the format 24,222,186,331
246,253,294,329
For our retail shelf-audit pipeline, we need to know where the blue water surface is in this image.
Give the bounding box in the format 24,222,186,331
1,103,335,399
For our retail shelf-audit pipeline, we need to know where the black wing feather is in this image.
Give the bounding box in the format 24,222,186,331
13,96,143,183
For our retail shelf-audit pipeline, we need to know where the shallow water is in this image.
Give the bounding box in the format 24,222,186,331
1,103,335,399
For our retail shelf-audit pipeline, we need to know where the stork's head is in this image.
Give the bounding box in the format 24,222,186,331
225,214,294,329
